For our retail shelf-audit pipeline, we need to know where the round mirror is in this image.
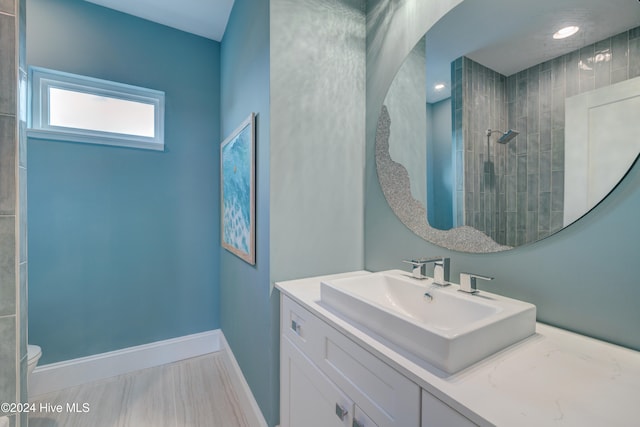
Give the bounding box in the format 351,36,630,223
376,0,640,253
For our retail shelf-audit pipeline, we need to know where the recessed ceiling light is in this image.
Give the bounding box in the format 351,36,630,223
434,83,446,90
553,26,580,40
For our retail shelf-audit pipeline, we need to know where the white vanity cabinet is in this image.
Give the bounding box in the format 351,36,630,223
278,273,640,427
280,295,420,427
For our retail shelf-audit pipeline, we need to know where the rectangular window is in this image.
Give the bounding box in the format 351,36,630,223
28,67,165,151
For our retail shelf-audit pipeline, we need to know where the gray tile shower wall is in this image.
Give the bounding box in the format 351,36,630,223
0,1,26,425
453,26,640,247
452,57,508,244
451,57,464,227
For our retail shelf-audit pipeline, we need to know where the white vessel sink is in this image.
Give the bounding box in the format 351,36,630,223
319,270,536,374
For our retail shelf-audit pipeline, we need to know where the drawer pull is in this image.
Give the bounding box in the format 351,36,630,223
335,404,349,421
291,319,301,334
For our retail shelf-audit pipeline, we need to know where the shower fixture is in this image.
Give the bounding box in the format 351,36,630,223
486,129,519,144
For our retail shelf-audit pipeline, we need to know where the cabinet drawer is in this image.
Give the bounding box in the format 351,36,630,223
353,406,379,427
317,320,420,427
281,296,323,359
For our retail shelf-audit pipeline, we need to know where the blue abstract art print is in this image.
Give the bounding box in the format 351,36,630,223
221,113,255,264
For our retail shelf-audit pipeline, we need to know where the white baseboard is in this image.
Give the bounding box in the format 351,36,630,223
220,333,268,427
30,330,221,397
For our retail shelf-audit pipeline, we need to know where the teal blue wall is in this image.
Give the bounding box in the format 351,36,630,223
219,0,275,425
27,0,221,364
365,0,640,352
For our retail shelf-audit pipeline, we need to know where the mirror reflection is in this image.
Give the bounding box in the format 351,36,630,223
378,0,640,251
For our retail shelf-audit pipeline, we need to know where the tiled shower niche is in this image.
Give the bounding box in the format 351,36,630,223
452,26,640,247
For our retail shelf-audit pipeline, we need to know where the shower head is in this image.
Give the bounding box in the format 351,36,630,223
497,129,519,144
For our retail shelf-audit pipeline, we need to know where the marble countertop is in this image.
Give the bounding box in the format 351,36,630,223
276,271,640,427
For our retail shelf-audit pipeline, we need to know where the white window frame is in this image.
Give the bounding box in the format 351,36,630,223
28,66,165,151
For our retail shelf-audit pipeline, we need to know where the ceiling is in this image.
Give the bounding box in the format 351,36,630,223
84,0,235,41
425,0,640,102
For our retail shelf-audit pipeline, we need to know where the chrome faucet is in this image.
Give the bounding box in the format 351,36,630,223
402,259,429,280
459,272,494,294
403,256,450,286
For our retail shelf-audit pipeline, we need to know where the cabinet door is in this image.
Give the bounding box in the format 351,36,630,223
281,335,353,427
317,315,420,427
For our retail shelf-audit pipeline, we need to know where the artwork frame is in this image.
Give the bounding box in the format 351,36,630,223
220,113,256,265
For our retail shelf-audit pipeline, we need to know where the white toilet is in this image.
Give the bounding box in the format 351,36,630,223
27,344,42,382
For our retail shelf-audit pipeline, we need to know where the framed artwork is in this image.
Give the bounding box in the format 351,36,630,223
220,113,256,265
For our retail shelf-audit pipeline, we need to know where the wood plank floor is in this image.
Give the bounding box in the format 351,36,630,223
29,353,251,427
